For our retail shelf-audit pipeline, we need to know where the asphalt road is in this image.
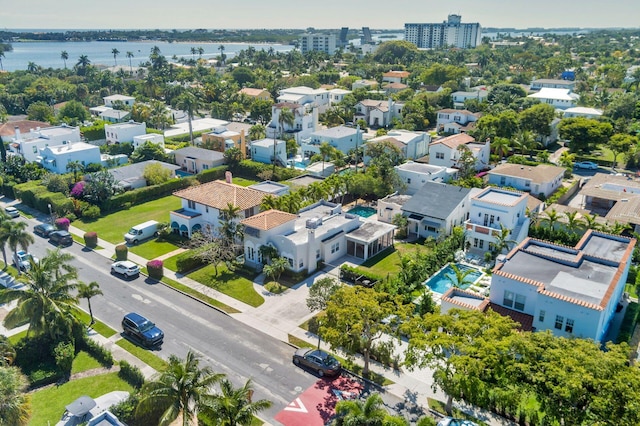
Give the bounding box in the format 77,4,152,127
23,221,318,422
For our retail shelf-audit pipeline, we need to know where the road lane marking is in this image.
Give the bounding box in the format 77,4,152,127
284,397,308,413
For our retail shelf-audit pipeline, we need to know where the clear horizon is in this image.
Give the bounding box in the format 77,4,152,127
3,0,638,31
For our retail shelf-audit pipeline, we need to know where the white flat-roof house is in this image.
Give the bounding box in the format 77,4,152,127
100,108,131,123
328,88,352,106
241,201,395,273
277,86,330,113
250,138,287,166
489,231,636,342
377,193,412,224
38,142,101,174
436,109,480,133
428,134,490,171
352,79,378,90
103,94,135,108
366,130,430,161
354,99,403,128
105,121,147,144
464,187,530,256
133,133,165,150
9,124,82,163
451,89,488,109
303,125,363,157
488,163,565,198
173,146,225,174
268,102,318,141
527,88,579,110
563,107,603,119
530,79,576,92
170,181,266,237
401,182,474,239
394,162,458,195
164,118,230,139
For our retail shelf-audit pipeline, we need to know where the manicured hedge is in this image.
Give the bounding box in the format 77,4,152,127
229,160,302,182
115,244,128,261
84,231,98,248
175,250,206,273
118,360,145,388
195,165,227,184
12,181,74,216
102,177,195,212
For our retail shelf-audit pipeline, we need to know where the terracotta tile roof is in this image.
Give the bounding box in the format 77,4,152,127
383,70,410,78
437,108,478,116
430,133,476,149
367,137,405,150
485,303,534,331
173,180,266,211
488,163,565,185
385,82,408,89
241,209,297,230
440,287,490,311
0,120,51,137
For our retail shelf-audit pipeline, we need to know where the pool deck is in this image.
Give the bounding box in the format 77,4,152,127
425,262,491,303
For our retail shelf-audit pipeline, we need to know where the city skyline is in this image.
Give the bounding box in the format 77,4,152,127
3,0,639,31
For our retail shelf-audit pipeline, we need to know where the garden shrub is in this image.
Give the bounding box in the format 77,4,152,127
118,360,145,388
53,341,75,376
28,368,63,388
195,165,227,183
80,337,114,367
83,204,101,220
175,250,206,273
147,259,164,280
84,231,98,248
115,244,128,261
617,302,640,344
102,177,194,212
55,217,70,230
2,180,17,199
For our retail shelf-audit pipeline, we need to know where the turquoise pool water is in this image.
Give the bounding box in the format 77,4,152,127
175,170,195,178
347,206,376,218
425,263,483,294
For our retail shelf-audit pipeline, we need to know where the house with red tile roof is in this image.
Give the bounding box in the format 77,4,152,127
382,70,410,84
238,87,271,102
428,134,490,171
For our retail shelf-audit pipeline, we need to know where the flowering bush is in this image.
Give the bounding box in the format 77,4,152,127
70,181,85,198
55,217,70,230
147,259,164,280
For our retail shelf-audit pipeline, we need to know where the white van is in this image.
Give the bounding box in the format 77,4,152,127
124,220,159,244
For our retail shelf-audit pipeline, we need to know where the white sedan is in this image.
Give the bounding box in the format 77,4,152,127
574,161,599,170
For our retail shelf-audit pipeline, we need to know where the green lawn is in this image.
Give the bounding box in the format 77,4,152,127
158,275,241,314
128,239,181,260
71,350,102,374
357,243,426,276
232,177,259,187
29,373,133,426
71,308,118,338
116,339,168,371
8,330,28,345
162,252,180,271
74,196,182,244
188,265,264,307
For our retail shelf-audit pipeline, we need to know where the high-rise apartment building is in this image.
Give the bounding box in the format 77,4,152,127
299,33,337,54
405,14,482,49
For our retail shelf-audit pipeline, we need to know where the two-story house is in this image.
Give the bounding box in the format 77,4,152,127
354,99,403,128
9,124,82,163
38,142,101,174
103,94,136,108
268,102,318,141
464,187,530,256
530,79,576,92
277,86,330,113
328,88,352,106
173,146,225,174
527,88,579,110
382,70,410,84
428,134,490,171
435,109,481,134
303,125,363,157
105,121,147,145
201,126,247,158
487,163,565,198
170,181,266,237
133,133,165,150
401,182,474,239
367,130,430,161
451,88,488,108
394,162,458,195
250,138,287,166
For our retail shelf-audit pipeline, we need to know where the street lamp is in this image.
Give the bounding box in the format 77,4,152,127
48,203,53,225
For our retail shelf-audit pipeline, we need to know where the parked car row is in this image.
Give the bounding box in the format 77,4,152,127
33,223,74,247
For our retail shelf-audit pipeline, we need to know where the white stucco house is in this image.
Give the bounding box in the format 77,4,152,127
377,193,412,224
241,201,396,273
9,124,82,163
464,187,530,256
38,142,101,174
428,134,490,171
436,109,480,133
366,130,430,161
173,146,225,174
487,163,565,198
394,162,458,195
277,86,330,113
354,99,403,128
451,89,488,108
328,88,352,106
103,94,136,108
382,70,410,84
562,107,603,119
170,181,266,237
401,182,475,239
527,88,579,110
133,133,165,150
530,79,576,92
105,121,147,144
250,138,287,166
303,125,363,157
267,102,318,141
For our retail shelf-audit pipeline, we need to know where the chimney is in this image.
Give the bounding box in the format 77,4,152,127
14,126,21,140
225,171,232,184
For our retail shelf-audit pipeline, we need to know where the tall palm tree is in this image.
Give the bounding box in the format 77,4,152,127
66,160,85,182
60,50,68,69
218,45,226,65
6,222,34,276
445,264,476,289
558,150,576,168
200,379,271,426
175,90,201,145
0,249,78,338
126,51,134,73
249,124,266,141
542,208,560,230
111,48,120,66
0,366,31,426
137,351,224,426
76,281,103,326
275,107,295,174
334,393,388,426
319,142,334,176
0,212,12,267
564,211,584,234
583,213,600,231
0,50,4,71
492,224,517,257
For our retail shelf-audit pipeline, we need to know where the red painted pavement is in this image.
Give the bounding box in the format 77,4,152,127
275,375,363,426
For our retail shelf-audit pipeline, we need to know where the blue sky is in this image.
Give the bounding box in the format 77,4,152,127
3,0,638,30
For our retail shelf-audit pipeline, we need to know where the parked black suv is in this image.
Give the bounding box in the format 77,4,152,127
49,230,73,246
121,312,164,348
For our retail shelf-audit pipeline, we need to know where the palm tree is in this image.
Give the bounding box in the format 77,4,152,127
583,213,600,231
6,222,34,276
0,50,4,71
491,137,510,160
249,124,266,141
558,150,575,168
175,90,201,145
111,48,120,66
197,47,204,58
76,54,91,69
445,264,476,289
275,107,295,174
0,249,78,339
260,195,279,212
564,211,584,234
334,393,389,426
492,224,517,257
60,50,68,69
200,379,272,426
0,366,31,426
76,281,103,326
263,257,288,287
319,142,334,176
0,212,12,267
126,51,134,73
137,351,224,426
218,45,226,65
66,160,85,182
542,208,560,230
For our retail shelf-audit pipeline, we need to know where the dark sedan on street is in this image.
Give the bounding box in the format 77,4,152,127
34,223,56,237
293,348,341,377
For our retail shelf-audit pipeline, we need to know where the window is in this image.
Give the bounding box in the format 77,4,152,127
538,310,545,323
287,257,294,267
436,152,444,159
205,206,209,213
32,146,37,153
500,176,506,185
299,260,304,268
503,290,514,307
565,318,574,333
203,164,209,170
514,294,526,311
316,249,321,259
479,240,484,249
187,200,196,210
473,238,478,248
407,178,412,184
331,242,340,254
555,315,564,330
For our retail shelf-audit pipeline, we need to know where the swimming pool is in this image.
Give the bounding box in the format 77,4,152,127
347,206,376,218
175,170,195,178
424,263,483,294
